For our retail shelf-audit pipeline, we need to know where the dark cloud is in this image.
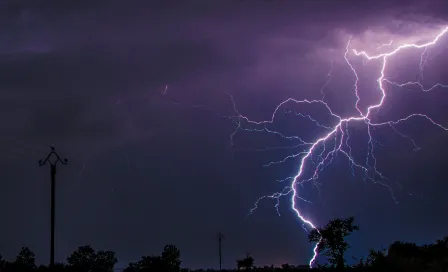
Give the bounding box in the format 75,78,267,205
0,0,447,269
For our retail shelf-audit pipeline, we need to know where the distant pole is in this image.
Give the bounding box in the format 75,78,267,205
217,231,225,271
39,147,67,269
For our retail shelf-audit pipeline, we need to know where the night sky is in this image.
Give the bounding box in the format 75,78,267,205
1,0,448,270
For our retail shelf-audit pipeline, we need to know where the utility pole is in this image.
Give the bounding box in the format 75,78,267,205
39,147,67,269
217,231,225,271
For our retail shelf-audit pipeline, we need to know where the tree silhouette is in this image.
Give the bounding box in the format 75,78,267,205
122,262,139,272
436,236,448,247
125,244,181,272
365,248,387,268
136,255,163,272
161,244,181,271
308,216,359,269
387,241,424,271
3,232,448,272
236,252,254,270
94,250,118,272
15,247,36,271
429,239,447,271
35,262,66,272
382,239,448,272
67,245,95,272
427,237,448,272
67,245,117,272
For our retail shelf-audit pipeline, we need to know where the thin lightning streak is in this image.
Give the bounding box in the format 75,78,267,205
383,79,448,92
290,111,333,130
226,26,448,267
76,163,86,183
418,47,429,81
377,40,393,50
320,61,334,101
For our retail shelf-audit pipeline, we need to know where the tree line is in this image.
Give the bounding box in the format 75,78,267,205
1,216,447,271
0,244,181,272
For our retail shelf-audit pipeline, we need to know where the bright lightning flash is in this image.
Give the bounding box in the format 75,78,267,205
223,26,448,267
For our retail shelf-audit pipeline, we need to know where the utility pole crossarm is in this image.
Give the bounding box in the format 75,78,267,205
38,146,68,166
39,146,68,269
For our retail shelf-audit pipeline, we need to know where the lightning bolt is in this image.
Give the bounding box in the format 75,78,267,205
166,25,448,267
222,26,448,267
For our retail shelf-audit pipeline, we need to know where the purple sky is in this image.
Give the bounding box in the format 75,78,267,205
1,0,448,269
